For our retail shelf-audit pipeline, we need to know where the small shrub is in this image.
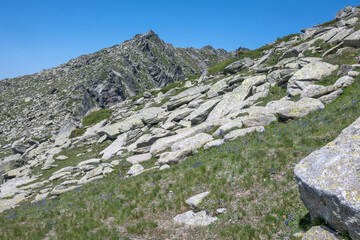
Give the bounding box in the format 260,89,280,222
69,128,86,139
82,109,112,127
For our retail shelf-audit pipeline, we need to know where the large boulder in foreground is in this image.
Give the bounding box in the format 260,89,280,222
294,116,360,240
287,62,338,96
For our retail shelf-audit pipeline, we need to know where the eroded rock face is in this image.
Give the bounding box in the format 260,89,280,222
295,116,360,240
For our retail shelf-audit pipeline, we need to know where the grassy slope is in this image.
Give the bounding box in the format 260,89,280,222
0,71,358,239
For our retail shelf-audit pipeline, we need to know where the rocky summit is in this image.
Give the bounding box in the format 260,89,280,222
2,4,360,240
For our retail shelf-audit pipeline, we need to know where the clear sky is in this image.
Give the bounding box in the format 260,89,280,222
0,0,359,80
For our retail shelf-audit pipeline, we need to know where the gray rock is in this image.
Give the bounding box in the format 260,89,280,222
224,126,265,142
159,164,170,170
276,98,324,120
150,120,228,155
185,191,210,208
85,166,103,179
328,29,353,44
318,89,343,103
279,49,299,60
335,5,358,20
49,171,71,181
334,76,354,87
301,84,341,98
55,155,68,160
348,71,360,77
241,113,277,128
167,85,209,110
173,210,218,226
187,99,221,125
204,139,225,150
295,116,360,240
77,158,101,167
302,226,340,240
126,153,152,165
166,108,193,123
216,208,227,215
51,185,77,196
127,131,174,152
207,78,229,98
138,107,168,125
83,119,109,137
287,62,338,96
212,120,243,137
223,57,254,74
344,30,360,48
127,164,144,176
0,193,26,213
337,64,353,76
171,133,213,152
96,116,143,139
207,75,266,121
101,130,140,160
157,149,193,165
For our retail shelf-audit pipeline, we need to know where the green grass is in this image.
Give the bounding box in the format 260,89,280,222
208,45,274,75
275,33,300,44
1,75,360,239
69,129,86,139
82,109,112,127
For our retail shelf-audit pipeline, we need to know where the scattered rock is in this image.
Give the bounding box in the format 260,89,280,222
127,164,144,176
185,191,210,208
224,126,264,142
126,153,152,165
159,164,170,170
173,210,218,226
204,139,225,150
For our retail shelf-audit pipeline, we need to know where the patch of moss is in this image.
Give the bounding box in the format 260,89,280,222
82,109,112,127
69,128,86,139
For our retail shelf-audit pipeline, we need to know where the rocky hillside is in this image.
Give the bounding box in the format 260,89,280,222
0,30,233,148
1,5,360,240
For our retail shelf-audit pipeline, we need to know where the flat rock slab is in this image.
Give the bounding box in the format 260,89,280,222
224,126,264,142
185,191,210,208
126,153,152,165
173,210,218,226
204,139,225,150
77,159,101,167
302,226,340,240
294,116,360,240
127,164,144,176
171,133,213,152
276,98,324,120
287,62,338,96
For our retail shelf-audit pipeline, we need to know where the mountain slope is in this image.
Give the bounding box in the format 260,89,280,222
0,30,233,145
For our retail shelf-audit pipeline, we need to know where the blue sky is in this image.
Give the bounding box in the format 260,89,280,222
0,0,359,80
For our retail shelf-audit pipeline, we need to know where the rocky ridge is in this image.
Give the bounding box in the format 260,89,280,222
0,30,233,150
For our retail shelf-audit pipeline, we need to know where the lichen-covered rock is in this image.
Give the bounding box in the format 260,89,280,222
173,210,218,226
204,139,225,150
101,130,140,160
212,120,243,137
187,99,221,125
224,126,264,141
344,30,360,48
126,153,152,165
171,133,213,152
150,120,228,155
334,76,354,87
137,107,168,125
207,75,266,121
157,149,193,165
302,226,340,240
294,116,360,240
206,78,229,98
223,57,254,74
276,98,324,120
127,164,144,176
241,113,277,128
185,191,210,208
300,84,341,99
96,116,144,139
287,62,338,96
